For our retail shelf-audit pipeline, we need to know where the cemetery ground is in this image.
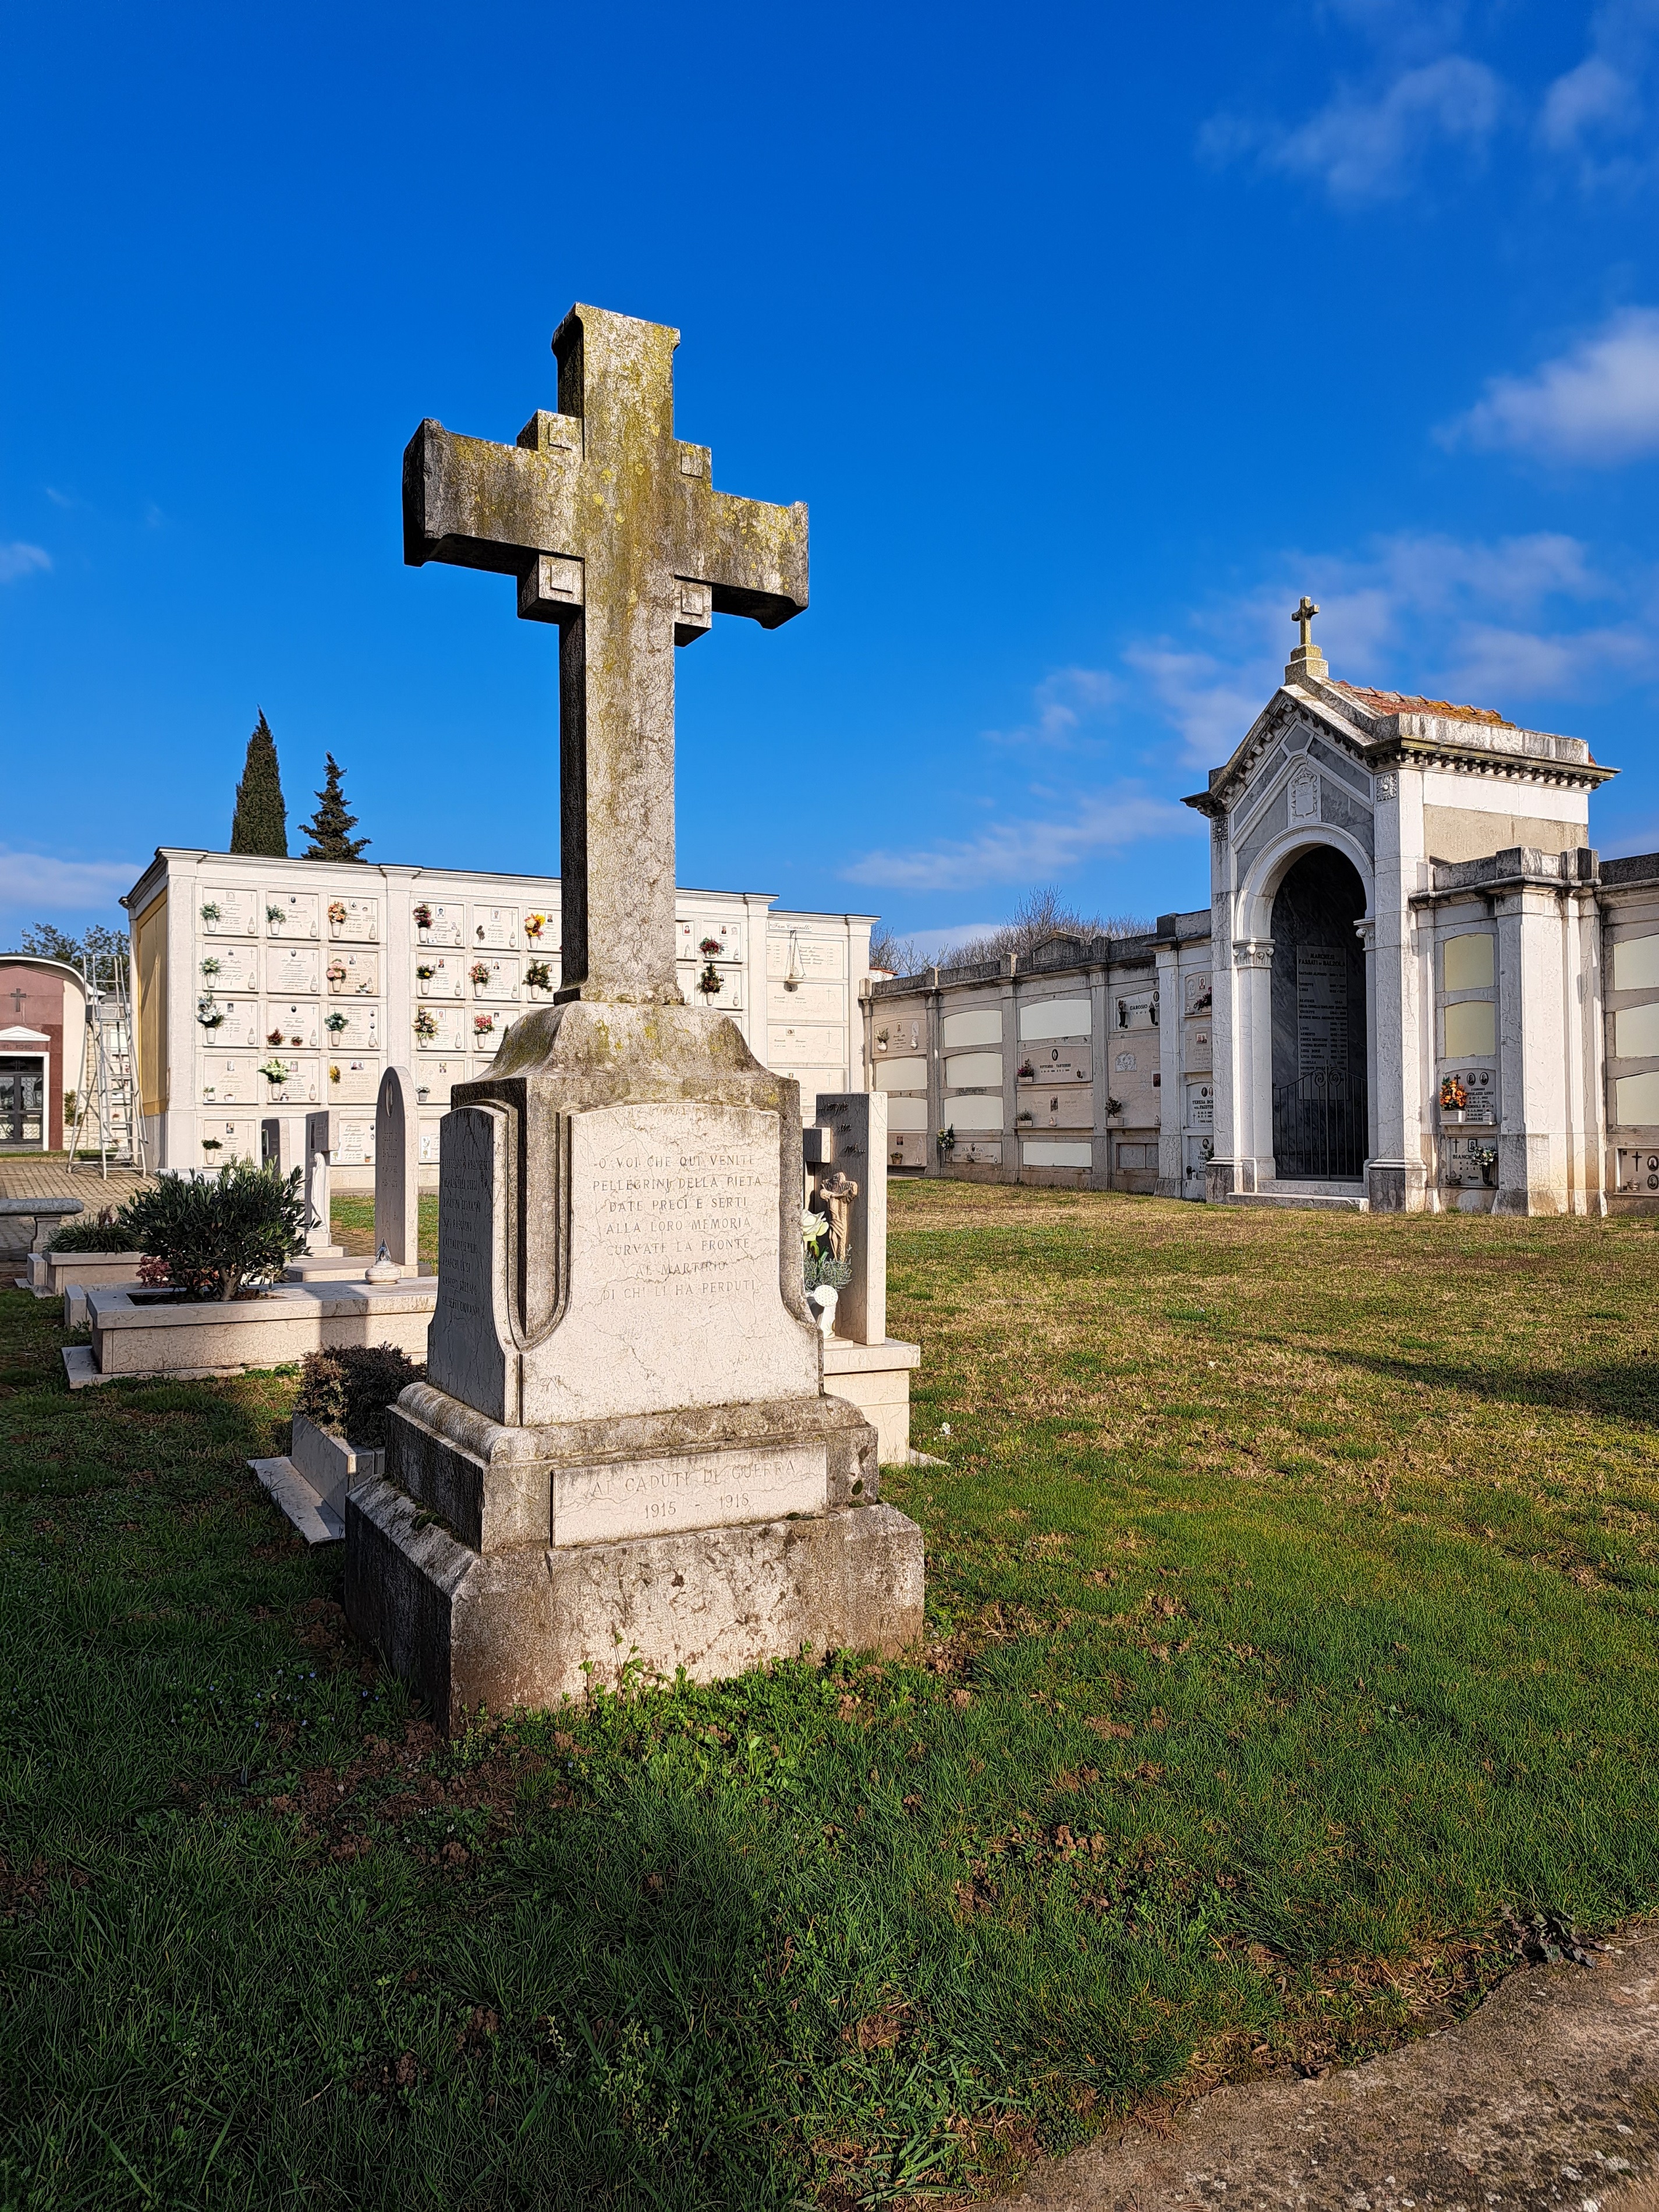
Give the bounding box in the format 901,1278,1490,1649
3,1186,1658,2210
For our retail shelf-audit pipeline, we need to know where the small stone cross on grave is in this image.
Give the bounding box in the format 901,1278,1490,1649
403,304,807,1004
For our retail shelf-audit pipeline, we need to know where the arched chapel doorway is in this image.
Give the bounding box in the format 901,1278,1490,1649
1269,845,1369,1181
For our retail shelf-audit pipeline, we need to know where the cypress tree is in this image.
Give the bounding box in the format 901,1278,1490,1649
299,753,370,861
228,711,289,856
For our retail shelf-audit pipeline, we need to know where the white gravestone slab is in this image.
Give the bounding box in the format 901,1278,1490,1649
201,1057,255,1105
334,1117,374,1167
198,997,260,1047
200,946,257,994
265,892,319,938
767,933,844,980
267,946,320,996
551,1442,825,1547
471,956,520,1001
472,905,518,950
680,918,743,963
204,1117,257,1164
417,953,466,998
201,886,257,937
375,1066,420,1270
416,1006,465,1053
328,896,378,942
767,980,841,1023
429,1101,818,1428
332,1058,380,1104
327,949,378,997
263,1059,320,1105
324,1005,380,1050
414,901,466,947
267,1002,319,1048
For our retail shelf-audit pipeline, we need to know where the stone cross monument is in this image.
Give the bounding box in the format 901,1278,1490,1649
348,305,922,1727
403,303,806,1005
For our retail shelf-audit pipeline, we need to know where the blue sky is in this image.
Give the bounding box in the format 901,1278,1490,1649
4,1,1658,955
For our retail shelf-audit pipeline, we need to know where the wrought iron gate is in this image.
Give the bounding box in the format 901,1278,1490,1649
1272,1075,1368,1181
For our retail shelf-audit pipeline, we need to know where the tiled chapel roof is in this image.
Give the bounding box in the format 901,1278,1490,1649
1329,680,1515,731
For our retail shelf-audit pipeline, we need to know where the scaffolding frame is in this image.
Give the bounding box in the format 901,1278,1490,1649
69,951,146,1177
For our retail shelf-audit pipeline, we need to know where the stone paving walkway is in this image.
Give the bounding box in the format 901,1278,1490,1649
998,1929,1659,2212
0,1157,153,1257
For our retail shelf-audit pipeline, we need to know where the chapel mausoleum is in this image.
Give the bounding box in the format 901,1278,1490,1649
866,604,1659,1215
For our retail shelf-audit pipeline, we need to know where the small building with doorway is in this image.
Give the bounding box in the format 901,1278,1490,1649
865,601,1659,1215
1186,602,1612,1215
0,956,88,1153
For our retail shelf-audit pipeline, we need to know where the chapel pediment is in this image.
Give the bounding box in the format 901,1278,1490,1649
1184,601,1614,824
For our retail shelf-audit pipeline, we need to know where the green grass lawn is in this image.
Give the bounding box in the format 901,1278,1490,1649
3,1182,1659,2209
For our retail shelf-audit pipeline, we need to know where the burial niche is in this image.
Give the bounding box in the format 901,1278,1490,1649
1269,845,1368,1180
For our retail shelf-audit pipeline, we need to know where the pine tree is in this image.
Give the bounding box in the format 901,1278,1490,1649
228,711,289,856
299,753,370,862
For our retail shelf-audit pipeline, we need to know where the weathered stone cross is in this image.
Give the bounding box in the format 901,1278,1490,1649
403,304,807,1004
1293,594,1320,647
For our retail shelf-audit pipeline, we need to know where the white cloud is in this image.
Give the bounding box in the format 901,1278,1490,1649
1539,1,1659,168
1204,55,1504,204
843,789,1199,894
1540,55,1640,148
1124,647,1272,768
0,542,51,583
1449,309,1659,463
984,665,1119,747
0,851,143,920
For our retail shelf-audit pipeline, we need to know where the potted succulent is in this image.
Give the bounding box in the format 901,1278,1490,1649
413,1009,438,1041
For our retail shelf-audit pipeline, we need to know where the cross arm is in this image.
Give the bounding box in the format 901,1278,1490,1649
402,420,583,578
673,470,809,629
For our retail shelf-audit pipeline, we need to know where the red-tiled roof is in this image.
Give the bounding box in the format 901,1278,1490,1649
1330,680,1514,730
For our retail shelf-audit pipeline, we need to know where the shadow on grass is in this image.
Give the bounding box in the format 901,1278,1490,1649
1307,1342,1659,1429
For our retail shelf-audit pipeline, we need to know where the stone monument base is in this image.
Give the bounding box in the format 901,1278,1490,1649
346,1383,924,1728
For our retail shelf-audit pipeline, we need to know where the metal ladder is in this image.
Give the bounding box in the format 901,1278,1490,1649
69,953,146,1176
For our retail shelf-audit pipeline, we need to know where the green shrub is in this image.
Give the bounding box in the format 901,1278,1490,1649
295,1342,424,1448
47,1208,136,1254
116,1162,306,1302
